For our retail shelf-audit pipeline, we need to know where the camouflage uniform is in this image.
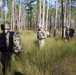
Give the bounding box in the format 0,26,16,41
37,26,47,48
45,29,50,38
65,26,70,39
0,24,22,75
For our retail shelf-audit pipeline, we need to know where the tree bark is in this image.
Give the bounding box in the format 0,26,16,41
62,0,64,39
12,0,15,31
64,0,67,38
54,0,58,37
46,0,49,30
42,0,45,29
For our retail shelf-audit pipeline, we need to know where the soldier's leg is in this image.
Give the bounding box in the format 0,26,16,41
38,40,41,49
40,39,45,47
1,52,12,75
1,53,6,75
39,39,45,49
5,52,12,75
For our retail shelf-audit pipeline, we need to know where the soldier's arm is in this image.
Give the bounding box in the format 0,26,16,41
42,30,47,39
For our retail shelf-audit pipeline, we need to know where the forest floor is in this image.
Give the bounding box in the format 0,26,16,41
0,30,76,75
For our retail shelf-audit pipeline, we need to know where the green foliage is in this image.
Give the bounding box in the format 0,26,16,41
19,30,76,75
0,30,76,75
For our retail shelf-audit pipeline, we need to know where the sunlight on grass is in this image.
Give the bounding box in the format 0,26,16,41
18,30,76,75
0,30,76,75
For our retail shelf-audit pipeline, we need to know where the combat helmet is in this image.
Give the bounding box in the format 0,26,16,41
67,25,70,28
1,24,9,30
38,24,43,28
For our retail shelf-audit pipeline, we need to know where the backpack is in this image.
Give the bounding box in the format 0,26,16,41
7,32,23,54
12,32,23,54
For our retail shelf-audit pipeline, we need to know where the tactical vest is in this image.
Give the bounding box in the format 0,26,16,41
37,30,46,40
0,31,14,52
6,31,14,52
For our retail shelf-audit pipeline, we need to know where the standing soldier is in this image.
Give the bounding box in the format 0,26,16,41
37,25,47,48
0,24,23,75
65,25,70,39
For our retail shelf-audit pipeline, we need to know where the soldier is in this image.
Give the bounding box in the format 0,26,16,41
37,25,47,48
65,25,75,40
0,24,23,75
65,25,70,39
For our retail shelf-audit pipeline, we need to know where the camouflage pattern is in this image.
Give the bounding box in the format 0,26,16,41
37,29,47,48
65,28,75,39
38,39,45,48
37,30,47,40
65,29,69,39
13,32,23,53
45,30,50,37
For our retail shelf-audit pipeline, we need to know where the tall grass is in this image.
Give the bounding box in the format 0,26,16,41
0,30,76,75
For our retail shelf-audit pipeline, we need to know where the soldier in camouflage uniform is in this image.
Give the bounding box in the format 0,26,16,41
65,25,70,39
0,24,22,75
37,25,47,48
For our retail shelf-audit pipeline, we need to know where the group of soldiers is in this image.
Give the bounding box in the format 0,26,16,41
0,23,75,75
37,25,75,48
0,23,49,75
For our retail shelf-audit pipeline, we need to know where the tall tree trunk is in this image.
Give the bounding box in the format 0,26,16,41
54,0,58,37
69,0,71,27
23,9,26,30
39,0,42,26
19,3,21,32
11,16,13,31
0,1,3,24
62,0,64,38
4,0,7,21
12,0,15,31
49,0,52,36
36,0,39,30
74,8,76,28
45,0,49,30
67,0,69,26
64,0,67,38
42,0,45,29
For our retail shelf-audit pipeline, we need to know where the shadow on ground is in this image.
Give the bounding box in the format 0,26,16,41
14,72,25,75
